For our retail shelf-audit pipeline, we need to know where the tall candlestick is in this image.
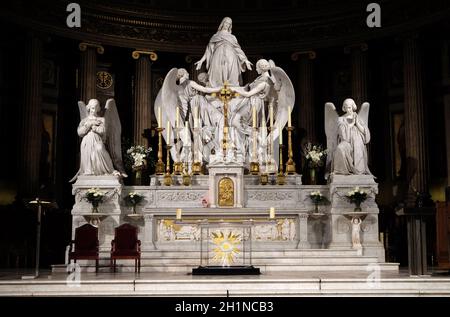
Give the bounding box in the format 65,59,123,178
270,207,275,219
252,104,256,128
166,121,171,142
158,107,162,128
279,124,283,145
288,106,292,127
176,107,180,128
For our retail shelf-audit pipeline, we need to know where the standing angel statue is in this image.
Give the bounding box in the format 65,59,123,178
70,99,127,181
325,98,371,178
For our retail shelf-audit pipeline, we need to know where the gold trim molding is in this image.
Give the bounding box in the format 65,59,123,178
132,50,158,61
79,42,104,54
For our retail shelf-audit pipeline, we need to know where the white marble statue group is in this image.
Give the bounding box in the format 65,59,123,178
155,16,294,172
71,17,372,180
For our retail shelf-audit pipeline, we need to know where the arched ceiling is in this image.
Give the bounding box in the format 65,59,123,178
1,0,449,54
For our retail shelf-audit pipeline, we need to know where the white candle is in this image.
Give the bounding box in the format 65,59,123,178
176,208,182,220
279,124,283,145
252,104,256,128
158,107,162,128
269,207,275,219
166,121,171,142
288,106,292,127
176,107,180,128
269,104,274,128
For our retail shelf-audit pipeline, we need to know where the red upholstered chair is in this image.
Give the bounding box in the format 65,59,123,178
110,223,141,273
68,224,99,272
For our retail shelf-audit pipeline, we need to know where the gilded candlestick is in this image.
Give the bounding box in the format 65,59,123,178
277,144,285,185
163,145,173,186
286,126,296,174
250,127,260,175
155,127,165,175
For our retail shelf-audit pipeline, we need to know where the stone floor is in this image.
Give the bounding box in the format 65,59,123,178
1,268,450,296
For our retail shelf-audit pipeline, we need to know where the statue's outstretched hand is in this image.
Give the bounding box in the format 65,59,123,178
245,60,253,70
195,59,204,70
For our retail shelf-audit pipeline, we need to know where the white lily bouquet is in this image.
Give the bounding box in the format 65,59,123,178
310,191,325,213
346,186,368,211
127,145,152,170
304,143,327,168
84,188,105,213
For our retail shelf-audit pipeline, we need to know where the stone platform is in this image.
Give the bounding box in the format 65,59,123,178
68,173,393,273
2,270,450,296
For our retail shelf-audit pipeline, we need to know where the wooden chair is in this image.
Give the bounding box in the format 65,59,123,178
110,223,141,273
68,224,99,272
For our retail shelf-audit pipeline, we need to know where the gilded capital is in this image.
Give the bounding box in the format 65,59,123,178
291,50,316,61
132,50,158,61
344,43,368,54
79,42,104,54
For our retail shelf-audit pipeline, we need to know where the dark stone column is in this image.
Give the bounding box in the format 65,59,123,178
291,51,316,142
18,34,43,198
402,35,434,276
403,37,429,200
78,42,104,101
132,50,157,146
345,43,369,106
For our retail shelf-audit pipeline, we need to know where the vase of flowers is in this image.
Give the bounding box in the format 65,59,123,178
346,187,368,212
310,191,325,213
85,188,105,213
124,192,143,214
304,143,326,185
126,145,153,185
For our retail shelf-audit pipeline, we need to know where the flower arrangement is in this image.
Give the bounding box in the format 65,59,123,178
126,145,152,170
304,143,327,168
201,195,209,208
124,192,143,213
84,188,105,213
346,187,368,211
310,191,325,213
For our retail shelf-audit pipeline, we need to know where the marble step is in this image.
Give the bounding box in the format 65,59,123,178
121,256,381,265
53,261,399,273
98,249,363,258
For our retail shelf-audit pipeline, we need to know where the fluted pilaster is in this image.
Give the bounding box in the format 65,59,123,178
403,36,428,199
18,34,43,198
132,50,157,146
291,51,316,142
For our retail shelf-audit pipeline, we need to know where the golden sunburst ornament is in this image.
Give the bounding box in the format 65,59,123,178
211,231,241,266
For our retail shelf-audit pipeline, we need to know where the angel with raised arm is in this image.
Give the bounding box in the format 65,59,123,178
232,59,294,169
325,98,371,177
154,68,222,166
70,99,127,181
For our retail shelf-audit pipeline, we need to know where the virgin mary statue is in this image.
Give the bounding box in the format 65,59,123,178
195,17,252,87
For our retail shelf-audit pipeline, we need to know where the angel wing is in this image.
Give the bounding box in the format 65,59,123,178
154,68,184,159
77,101,88,121
324,102,339,179
104,99,127,177
358,102,370,127
270,65,295,143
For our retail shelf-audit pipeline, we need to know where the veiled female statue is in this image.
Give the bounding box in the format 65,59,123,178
71,99,126,181
195,17,252,87
325,98,372,177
